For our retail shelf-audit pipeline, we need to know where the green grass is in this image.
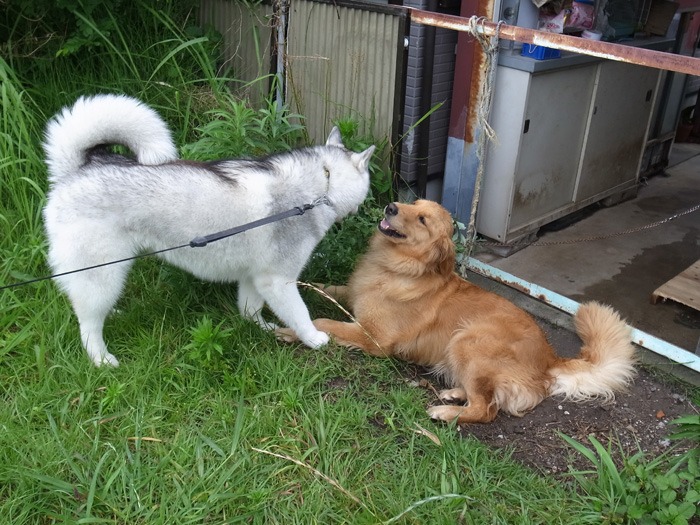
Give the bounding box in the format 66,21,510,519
2,2,690,523
1,275,593,524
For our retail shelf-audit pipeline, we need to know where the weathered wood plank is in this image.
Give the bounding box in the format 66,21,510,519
651,259,700,311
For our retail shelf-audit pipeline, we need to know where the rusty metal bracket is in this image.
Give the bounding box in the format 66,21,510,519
409,10,700,77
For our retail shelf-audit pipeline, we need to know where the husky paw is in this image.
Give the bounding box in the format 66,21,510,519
302,330,330,349
92,352,120,367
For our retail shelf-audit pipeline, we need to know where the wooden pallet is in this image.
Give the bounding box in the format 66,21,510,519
651,259,700,311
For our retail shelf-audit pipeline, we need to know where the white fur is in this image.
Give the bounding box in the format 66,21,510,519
43,94,375,366
43,95,178,180
548,302,637,400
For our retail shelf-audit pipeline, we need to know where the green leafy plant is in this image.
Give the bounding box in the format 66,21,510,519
302,199,384,285
561,433,700,524
334,118,393,202
182,315,233,369
182,91,305,159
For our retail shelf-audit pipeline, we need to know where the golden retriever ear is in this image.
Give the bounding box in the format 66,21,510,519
432,235,456,275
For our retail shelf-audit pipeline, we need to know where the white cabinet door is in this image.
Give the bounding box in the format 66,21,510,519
576,62,660,201
510,64,597,229
476,58,658,245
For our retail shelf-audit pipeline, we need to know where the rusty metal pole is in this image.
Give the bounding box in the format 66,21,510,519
440,0,494,226
410,9,700,76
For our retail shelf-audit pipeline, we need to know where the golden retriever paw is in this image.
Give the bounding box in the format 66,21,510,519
275,327,299,343
437,388,467,403
427,405,464,422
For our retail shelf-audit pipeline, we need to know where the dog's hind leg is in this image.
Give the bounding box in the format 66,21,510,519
237,278,279,330
56,262,132,367
76,307,116,367
436,388,468,403
427,376,499,424
252,274,329,348
428,332,500,423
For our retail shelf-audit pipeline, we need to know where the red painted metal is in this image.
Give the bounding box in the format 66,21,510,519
447,0,492,143
410,9,700,77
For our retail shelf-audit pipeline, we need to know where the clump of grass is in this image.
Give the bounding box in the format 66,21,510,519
670,414,700,455
0,56,45,248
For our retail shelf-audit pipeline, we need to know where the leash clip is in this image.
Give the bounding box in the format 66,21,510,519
189,237,208,248
311,194,330,208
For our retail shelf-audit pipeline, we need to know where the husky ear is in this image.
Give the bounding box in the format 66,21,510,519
351,145,376,171
326,126,343,147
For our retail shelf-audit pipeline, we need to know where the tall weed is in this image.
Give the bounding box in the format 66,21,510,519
182,91,305,159
0,56,46,286
8,1,227,143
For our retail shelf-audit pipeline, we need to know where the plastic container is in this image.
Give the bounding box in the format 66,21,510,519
520,43,561,60
581,30,603,40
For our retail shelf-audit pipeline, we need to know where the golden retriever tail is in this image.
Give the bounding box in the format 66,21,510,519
548,302,636,401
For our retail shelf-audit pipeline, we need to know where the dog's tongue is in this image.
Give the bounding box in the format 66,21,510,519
380,219,391,230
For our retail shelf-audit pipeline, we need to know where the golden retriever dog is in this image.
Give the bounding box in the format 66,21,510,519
282,199,637,424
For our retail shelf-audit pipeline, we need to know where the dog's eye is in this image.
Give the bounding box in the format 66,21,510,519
418,215,426,225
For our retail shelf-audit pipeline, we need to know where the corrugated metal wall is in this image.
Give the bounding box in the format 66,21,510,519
200,0,274,103
286,1,407,143
200,0,406,145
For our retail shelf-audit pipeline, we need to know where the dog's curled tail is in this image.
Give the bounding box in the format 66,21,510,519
548,301,636,401
43,94,178,181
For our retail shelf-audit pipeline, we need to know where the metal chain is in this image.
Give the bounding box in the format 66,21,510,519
469,203,700,248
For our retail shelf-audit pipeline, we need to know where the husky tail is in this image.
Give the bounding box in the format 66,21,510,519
43,94,178,181
548,302,637,401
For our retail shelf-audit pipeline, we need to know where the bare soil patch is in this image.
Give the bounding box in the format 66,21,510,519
453,369,697,474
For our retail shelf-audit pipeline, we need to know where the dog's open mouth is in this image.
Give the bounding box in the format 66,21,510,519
378,218,406,238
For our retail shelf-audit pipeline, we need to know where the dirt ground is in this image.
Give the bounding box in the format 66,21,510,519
456,370,696,474
411,319,700,475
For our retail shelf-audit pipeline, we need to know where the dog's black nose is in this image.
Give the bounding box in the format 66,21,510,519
385,202,398,216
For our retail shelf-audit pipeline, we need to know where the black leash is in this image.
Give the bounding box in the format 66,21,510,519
0,201,323,292
189,203,315,247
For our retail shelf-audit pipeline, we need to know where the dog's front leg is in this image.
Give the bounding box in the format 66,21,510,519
312,319,391,357
253,275,329,348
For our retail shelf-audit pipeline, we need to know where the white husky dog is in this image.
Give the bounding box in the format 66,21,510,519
43,94,375,366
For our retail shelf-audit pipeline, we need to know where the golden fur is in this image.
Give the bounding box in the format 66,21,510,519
283,200,637,424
